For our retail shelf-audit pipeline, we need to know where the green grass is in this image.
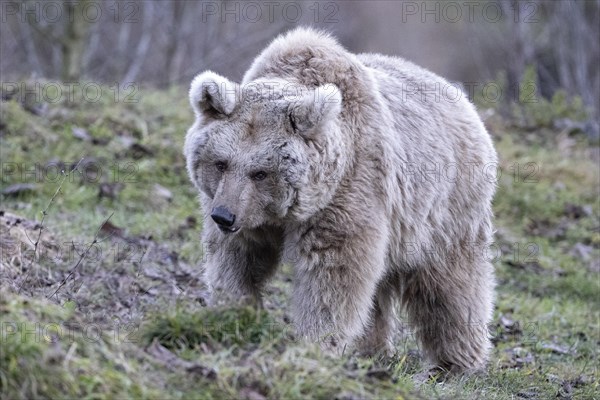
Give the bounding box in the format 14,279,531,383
0,295,158,399
142,306,281,350
1,82,598,399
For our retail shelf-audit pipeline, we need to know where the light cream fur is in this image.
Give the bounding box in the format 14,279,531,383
184,28,498,373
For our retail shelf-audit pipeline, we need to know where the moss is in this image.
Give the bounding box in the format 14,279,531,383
142,306,281,350
0,293,158,399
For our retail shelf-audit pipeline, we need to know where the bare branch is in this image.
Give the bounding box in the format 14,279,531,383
47,212,115,300
17,158,84,294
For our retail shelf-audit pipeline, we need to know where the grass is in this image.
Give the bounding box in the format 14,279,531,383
1,82,598,399
0,295,158,399
142,306,280,350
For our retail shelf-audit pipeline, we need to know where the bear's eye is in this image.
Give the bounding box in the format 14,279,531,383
215,161,227,172
251,171,267,181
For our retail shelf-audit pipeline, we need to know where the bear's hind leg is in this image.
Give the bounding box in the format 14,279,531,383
400,258,495,373
356,273,400,356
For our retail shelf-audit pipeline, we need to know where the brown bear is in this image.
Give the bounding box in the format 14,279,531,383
184,27,497,373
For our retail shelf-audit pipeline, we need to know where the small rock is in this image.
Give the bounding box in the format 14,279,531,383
72,126,91,141
152,184,172,202
365,367,391,380
127,142,153,159
499,315,523,335
100,220,125,238
554,118,585,134
505,259,545,274
540,342,572,355
553,181,566,191
564,203,593,219
516,389,538,399
570,243,594,261
588,258,600,273
500,315,515,329
184,215,197,228
23,101,48,116
146,339,216,379
525,218,569,240
334,392,367,400
571,375,590,387
185,363,217,380
515,353,535,366
118,136,136,148
502,346,535,368
412,366,447,384
239,388,267,400
557,380,574,399
98,182,124,200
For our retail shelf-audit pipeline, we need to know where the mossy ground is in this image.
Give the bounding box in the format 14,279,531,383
1,84,598,399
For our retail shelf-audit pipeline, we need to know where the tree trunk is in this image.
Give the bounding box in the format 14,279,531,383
61,0,90,82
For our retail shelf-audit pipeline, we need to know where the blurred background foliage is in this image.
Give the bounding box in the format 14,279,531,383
1,0,598,124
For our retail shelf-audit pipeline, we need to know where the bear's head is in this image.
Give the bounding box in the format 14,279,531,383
184,71,346,234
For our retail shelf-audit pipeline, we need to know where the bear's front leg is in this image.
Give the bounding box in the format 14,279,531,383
202,224,281,307
288,215,388,352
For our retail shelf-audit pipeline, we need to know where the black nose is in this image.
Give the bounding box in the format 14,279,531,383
211,206,235,227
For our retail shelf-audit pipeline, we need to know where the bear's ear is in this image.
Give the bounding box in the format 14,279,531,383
287,84,342,138
189,71,239,119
